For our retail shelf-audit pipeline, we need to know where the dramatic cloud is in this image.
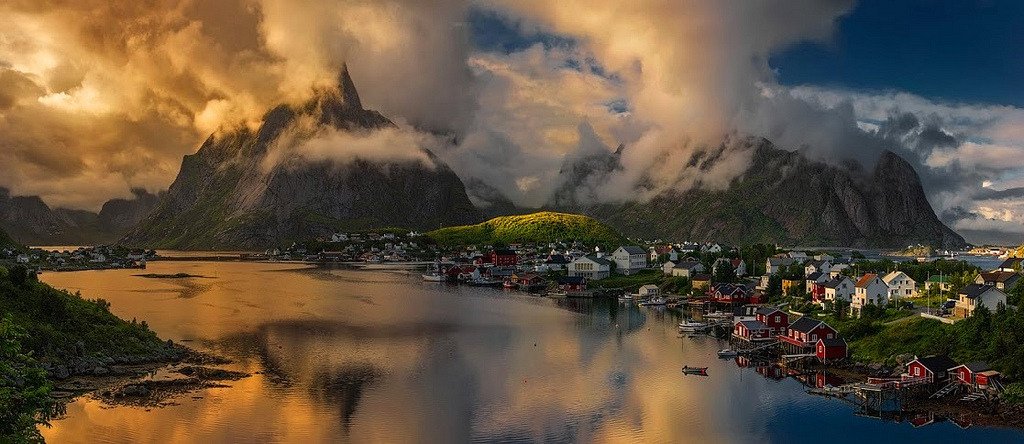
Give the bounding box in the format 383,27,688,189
1,0,1021,242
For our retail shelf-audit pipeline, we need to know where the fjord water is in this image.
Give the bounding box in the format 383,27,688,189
39,262,1024,443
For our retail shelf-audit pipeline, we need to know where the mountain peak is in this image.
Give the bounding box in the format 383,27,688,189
338,63,362,110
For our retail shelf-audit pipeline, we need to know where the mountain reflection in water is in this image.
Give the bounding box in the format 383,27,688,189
39,261,1024,443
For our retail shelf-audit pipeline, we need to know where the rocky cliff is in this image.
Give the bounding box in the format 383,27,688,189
552,137,966,249
121,65,480,249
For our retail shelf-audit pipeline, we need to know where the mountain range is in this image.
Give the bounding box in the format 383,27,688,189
4,66,967,250
548,136,966,249
119,65,479,249
0,187,158,246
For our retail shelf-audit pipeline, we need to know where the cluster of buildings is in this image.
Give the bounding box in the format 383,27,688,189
269,231,434,262
731,307,849,364
1,246,152,271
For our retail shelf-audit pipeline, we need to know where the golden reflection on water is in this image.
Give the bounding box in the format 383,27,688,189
39,261,782,443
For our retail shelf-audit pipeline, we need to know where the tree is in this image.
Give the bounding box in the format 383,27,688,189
767,275,783,301
713,260,736,284
8,265,28,287
0,316,59,442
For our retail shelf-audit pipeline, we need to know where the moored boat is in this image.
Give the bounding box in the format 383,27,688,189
638,297,666,306
678,320,709,332
717,349,738,358
681,366,708,376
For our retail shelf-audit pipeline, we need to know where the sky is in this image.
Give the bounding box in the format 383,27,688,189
0,0,1021,245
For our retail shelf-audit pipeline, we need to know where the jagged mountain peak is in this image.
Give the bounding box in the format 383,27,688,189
338,63,362,110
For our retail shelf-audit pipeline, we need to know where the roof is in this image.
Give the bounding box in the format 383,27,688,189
822,277,851,289
953,362,993,373
731,258,744,267
806,259,827,268
788,316,823,333
912,355,958,374
979,271,1020,284
882,271,913,284
618,246,646,255
545,254,570,264
639,284,659,290
998,258,1022,270
959,283,996,299
755,306,783,316
578,255,611,266
855,274,878,288
738,319,769,330
806,272,824,281
818,337,847,347
676,260,702,270
768,257,796,266
653,245,676,254
692,274,712,281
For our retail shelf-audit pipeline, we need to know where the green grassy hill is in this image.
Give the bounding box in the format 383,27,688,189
427,212,627,247
0,227,19,250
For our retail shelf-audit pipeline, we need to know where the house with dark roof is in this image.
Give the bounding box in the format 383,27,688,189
804,259,832,277
816,337,848,363
711,283,751,304
669,260,704,278
733,319,772,342
612,246,648,275
997,257,1022,273
569,255,611,280
822,276,854,303
975,271,1021,291
779,317,840,352
906,355,958,383
955,284,1007,318
557,276,587,292
766,257,797,275
754,307,788,336
950,362,997,387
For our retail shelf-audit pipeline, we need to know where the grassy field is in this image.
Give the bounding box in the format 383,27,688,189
427,211,628,248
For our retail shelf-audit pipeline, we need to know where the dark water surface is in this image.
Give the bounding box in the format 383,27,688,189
39,261,1024,443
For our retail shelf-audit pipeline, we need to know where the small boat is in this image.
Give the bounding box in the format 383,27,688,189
618,293,633,301
422,273,446,282
681,366,708,376
705,311,733,319
503,280,517,289
678,321,709,332
716,349,738,358
468,278,503,287
638,297,666,306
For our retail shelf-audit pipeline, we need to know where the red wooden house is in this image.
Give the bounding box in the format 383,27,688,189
485,249,518,267
733,320,773,342
556,276,587,292
754,307,789,337
950,362,1000,389
711,284,751,305
816,338,848,363
779,317,839,350
905,355,958,383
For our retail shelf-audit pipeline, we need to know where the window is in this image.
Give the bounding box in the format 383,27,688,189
775,315,780,323
914,367,921,376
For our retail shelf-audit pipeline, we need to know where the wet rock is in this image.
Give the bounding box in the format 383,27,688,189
118,384,151,397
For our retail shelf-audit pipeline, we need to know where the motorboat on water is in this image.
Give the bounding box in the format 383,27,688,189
716,349,738,358
638,297,667,306
678,320,709,332
421,272,446,282
681,366,708,376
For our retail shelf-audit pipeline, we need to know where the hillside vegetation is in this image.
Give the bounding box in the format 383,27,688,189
427,212,627,247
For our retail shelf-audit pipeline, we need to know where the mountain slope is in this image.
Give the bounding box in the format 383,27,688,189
121,65,480,249
427,211,627,247
553,137,965,249
0,187,158,246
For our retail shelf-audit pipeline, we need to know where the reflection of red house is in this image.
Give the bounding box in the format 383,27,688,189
816,338,848,363
754,307,788,336
756,364,786,380
733,320,772,342
484,249,518,266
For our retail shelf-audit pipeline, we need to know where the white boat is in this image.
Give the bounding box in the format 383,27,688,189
705,311,733,319
638,297,666,306
678,320,709,332
422,272,446,282
618,294,634,301
717,349,738,358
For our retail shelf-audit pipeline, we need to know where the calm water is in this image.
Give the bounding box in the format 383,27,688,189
38,261,1024,443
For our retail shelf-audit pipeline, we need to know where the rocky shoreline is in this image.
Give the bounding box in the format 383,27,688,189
44,341,251,409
